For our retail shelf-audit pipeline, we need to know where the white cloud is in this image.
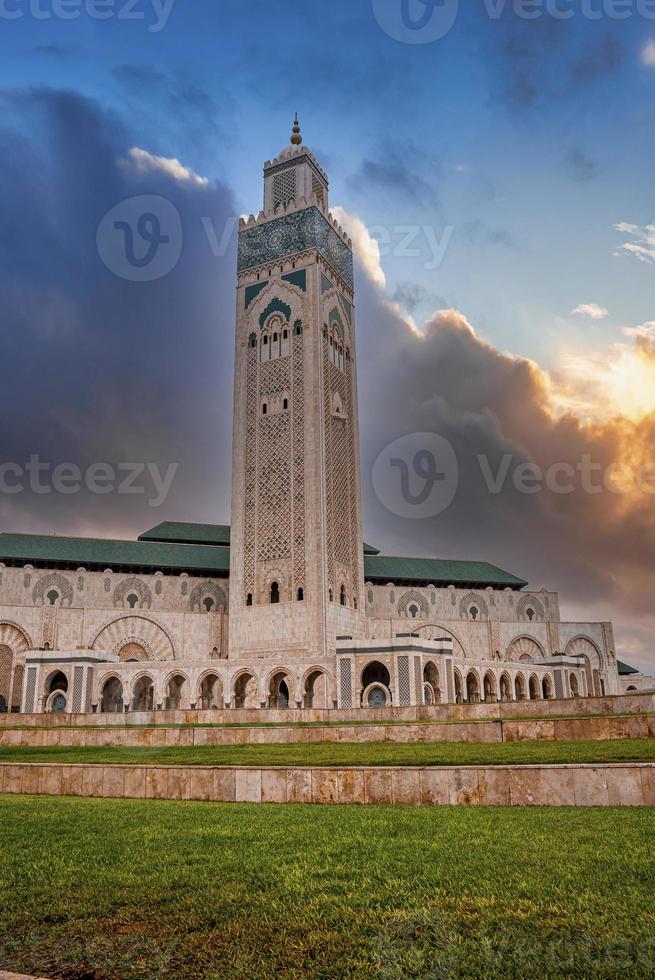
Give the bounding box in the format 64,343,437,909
124,147,209,186
571,303,609,320
624,321,655,341
614,222,655,265
642,39,655,67
331,206,386,288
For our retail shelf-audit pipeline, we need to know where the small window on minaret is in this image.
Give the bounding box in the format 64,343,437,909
262,403,268,415
297,588,304,601
340,585,347,607
246,593,253,606
270,582,280,604
283,398,288,410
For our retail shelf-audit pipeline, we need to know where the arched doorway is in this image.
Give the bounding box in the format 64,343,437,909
483,673,496,702
423,662,440,705
101,677,124,713
12,664,24,711
542,676,552,700
304,670,328,709
233,672,258,709
529,676,539,700
514,674,526,701
466,672,480,703
199,673,222,710
165,674,186,710
268,671,292,709
133,675,154,711
570,673,580,697
454,670,463,704
499,674,511,702
361,661,391,708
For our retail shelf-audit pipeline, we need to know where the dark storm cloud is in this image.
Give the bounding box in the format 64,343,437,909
348,142,440,208
0,87,238,538
353,267,655,668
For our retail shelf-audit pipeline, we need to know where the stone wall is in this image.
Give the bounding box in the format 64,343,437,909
2,762,653,806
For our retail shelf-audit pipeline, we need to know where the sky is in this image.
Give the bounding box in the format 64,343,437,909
0,0,654,669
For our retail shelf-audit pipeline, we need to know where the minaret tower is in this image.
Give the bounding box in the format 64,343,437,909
228,117,366,663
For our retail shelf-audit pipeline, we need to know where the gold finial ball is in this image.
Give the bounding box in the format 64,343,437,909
291,112,302,146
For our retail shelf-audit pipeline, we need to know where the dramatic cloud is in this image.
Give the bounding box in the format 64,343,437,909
614,222,655,265
350,253,655,670
0,87,238,538
571,304,608,320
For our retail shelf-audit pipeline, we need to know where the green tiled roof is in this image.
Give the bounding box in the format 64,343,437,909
0,524,526,589
0,533,230,575
363,554,527,589
139,522,231,547
617,660,639,676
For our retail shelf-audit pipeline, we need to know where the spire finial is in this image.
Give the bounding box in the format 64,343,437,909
290,112,302,146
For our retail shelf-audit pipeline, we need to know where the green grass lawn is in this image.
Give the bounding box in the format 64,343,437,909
0,796,653,979
1,737,654,768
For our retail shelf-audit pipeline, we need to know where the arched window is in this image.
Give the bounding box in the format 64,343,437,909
270,581,280,604
246,593,253,607
283,398,288,410
526,608,535,622
262,403,268,415
295,322,302,336
297,588,304,601
409,604,419,619
203,596,215,612
469,606,479,620
283,329,288,339
329,588,334,603
47,590,59,606
263,335,268,345
340,585,347,607
127,593,139,609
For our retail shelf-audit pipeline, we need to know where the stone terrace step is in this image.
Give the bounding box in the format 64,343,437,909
1,762,653,807
1,714,653,748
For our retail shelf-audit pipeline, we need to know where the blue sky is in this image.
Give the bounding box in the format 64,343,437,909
4,1,654,358
1,0,655,667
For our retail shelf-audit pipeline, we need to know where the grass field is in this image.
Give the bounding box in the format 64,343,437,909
0,796,653,979
0,737,654,768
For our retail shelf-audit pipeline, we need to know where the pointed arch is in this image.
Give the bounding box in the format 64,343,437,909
91,616,176,661
507,635,546,663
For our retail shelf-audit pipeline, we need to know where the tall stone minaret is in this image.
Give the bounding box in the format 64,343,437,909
228,116,366,662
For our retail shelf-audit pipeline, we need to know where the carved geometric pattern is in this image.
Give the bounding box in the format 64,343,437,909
72,665,84,713
565,636,602,667
273,169,296,209
516,594,545,622
32,573,73,606
398,655,411,707
292,332,306,592
42,606,57,649
0,623,30,655
24,667,37,713
398,590,429,619
113,577,153,610
323,335,359,604
92,616,175,661
243,346,258,598
459,591,489,620
188,581,227,613
257,416,292,561
11,664,24,709
339,658,353,709
507,635,544,663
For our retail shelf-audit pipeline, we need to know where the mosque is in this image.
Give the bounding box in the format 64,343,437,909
0,119,623,715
